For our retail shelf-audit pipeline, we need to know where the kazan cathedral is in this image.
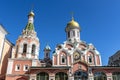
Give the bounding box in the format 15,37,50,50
4,11,120,80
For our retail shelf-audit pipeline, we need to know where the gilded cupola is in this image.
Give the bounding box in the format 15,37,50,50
65,17,80,32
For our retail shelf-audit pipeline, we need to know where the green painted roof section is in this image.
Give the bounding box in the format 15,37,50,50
25,23,34,31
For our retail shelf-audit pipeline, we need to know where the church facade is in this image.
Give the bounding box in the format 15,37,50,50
1,11,119,80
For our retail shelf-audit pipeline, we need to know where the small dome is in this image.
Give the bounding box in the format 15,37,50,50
44,44,51,51
28,11,35,17
66,18,80,32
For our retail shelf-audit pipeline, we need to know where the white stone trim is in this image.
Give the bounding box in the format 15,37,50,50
53,56,55,66
18,53,22,58
23,64,29,71
99,55,102,66
6,59,13,74
0,36,5,61
15,64,21,71
57,54,59,66
32,59,37,66
26,53,31,58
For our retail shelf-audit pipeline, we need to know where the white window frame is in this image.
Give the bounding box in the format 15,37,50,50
23,65,29,71
15,64,20,71
61,55,66,64
88,55,92,64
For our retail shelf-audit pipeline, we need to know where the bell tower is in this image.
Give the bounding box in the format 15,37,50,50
15,11,40,59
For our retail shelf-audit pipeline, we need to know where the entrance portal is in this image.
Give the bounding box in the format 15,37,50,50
74,70,88,80
55,72,68,80
37,72,49,80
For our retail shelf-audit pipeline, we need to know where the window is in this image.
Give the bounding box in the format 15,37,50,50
62,57,65,63
77,31,79,37
73,31,75,36
15,64,20,71
61,55,66,64
68,31,70,38
23,44,27,53
88,55,92,63
31,44,36,54
46,53,49,58
23,65,29,71
16,45,18,53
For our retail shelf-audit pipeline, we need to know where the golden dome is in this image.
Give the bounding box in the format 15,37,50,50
66,18,80,32
28,11,35,17
67,19,79,27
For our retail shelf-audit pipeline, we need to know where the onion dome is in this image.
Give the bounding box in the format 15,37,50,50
65,17,80,32
28,11,35,17
44,44,51,51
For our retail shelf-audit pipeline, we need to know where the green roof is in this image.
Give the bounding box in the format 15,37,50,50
25,23,34,31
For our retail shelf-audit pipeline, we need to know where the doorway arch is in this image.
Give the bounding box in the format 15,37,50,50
74,70,88,80
55,72,68,80
94,72,107,80
37,72,49,80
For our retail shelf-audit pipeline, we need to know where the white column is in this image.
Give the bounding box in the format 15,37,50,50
53,56,55,66
32,59,37,66
57,54,59,65
6,59,13,74
0,35,5,61
29,74,36,80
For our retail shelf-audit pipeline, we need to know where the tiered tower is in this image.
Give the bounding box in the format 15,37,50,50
15,11,39,59
6,11,40,80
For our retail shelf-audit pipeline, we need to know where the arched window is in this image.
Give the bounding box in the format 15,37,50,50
31,44,36,54
37,72,49,80
23,44,27,53
77,31,79,37
55,72,68,80
94,72,107,80
74,70,88,80
68,31,70,38
112,72,120,80
88,55,92,63
73,31,75,36
61,55,66,64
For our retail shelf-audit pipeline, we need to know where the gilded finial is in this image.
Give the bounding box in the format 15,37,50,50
71,12,74,21
28,4,35,17
31,4,34,12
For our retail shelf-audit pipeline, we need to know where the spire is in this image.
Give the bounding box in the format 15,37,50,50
25,10,35,31
44,44,51,51
22,10,36,37
71,12,74,21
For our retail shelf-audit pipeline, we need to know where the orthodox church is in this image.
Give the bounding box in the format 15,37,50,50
3,11,120,80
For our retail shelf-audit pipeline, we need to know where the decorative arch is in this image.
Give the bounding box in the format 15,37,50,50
55,72,68,80
86,50,95,64
112,72,120,80
23,43,27,53
94,72,107,80
37,72,49,80
79,43,87,50
31,44,36,54
16,77,28,80
65,43,73,50
74,70,88,80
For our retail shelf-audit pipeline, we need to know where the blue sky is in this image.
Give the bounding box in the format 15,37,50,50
0,0,120,65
